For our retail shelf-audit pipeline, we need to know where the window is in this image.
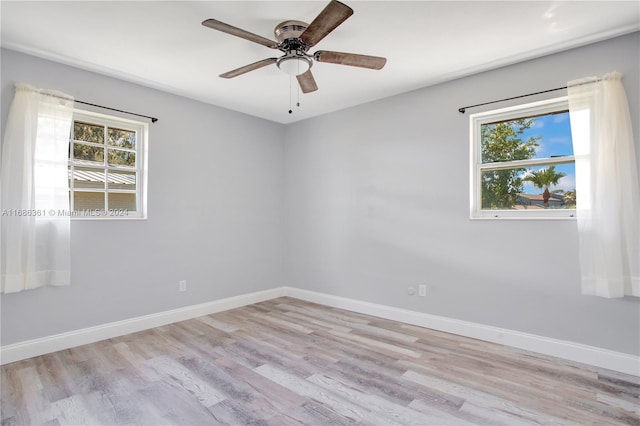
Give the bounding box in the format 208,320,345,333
68,110,148,218
470,97,576,219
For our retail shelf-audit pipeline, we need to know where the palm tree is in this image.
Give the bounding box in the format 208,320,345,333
523,165,566,208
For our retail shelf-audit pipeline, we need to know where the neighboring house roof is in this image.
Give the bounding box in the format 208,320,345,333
517,193,564,202
69,160,135,186
70,169,135,186
513,204,545,210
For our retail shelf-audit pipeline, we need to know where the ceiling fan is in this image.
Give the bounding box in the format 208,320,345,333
202,0,387,94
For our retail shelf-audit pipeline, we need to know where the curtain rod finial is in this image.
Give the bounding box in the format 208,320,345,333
458,108,466,114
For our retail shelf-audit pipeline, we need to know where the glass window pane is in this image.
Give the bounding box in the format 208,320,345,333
107,149,136,167
71,167,105,189
108,127,136,149
74,191,105,211
481,111,573,164
481,163,576,210
521,163,576,209
73,143,104,165
108,170,136,190
108,193,136,211
74,121,104,144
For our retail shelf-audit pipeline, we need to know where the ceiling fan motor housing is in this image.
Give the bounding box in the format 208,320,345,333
274,20,313,75
274,20,308,44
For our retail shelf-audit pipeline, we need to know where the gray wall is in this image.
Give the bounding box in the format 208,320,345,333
284,32,640,356
1,49,286,346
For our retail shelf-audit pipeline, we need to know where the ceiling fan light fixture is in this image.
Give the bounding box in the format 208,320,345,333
277,56,312,76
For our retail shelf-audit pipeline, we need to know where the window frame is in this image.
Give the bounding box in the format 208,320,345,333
68,109,148,220
469,97,576,220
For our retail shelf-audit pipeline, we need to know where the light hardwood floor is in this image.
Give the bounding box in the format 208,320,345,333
1,297,639,425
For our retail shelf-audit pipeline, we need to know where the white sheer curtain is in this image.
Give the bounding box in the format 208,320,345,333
568,72,640,298
1,83,74,294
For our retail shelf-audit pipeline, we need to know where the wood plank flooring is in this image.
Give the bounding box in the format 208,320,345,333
1,297,639,425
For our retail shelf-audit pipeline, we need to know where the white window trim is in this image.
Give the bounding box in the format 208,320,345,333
69,109,148,220
469,97,576,220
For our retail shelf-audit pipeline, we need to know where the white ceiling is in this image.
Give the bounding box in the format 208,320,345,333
1,1,638,124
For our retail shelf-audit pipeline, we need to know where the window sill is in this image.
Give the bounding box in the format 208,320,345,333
471,210,576,220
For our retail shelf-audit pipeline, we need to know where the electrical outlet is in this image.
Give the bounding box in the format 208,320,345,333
179,280,187,292
418,285,426,297
407,286,416,296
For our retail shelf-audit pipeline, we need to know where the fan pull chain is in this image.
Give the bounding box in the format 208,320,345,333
297,60,302,108
288,75,301,115
288,76,293,114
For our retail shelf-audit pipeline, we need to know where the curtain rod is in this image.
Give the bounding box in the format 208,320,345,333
457,86,567,114
22,87,158,123
458,78,604,114
75,100,158,123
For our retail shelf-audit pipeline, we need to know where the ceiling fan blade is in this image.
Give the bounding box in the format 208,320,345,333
300,0,353,47
297,70,318,93
202,19,278,49
220,58,277,78
314,50,387,70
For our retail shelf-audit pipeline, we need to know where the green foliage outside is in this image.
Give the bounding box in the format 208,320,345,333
72,122,136,167
523,164,566,189
562,189,576,208
481,119,539,209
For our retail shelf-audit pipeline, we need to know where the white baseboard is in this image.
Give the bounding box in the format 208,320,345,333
2,286,638,377
283,287,640,377
0,287,286,365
